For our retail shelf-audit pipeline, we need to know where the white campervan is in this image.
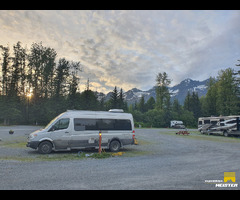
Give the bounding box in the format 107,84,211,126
27,109,135,154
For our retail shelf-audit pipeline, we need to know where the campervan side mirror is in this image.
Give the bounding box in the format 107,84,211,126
49,125,56,132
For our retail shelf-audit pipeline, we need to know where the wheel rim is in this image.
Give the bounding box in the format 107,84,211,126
111,141,119,151
42,144,50,153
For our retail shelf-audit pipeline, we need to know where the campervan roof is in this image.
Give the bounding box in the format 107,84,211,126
62,110,131,119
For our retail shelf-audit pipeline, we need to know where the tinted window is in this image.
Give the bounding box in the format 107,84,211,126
211,121,217,125
74,118,132,131
98,119,115,130
204,120,210,124
115,119,131,130
74,119,97,131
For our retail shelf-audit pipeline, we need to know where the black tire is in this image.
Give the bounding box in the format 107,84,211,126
109,140,121,152
223,131,228,137
38,141,53,154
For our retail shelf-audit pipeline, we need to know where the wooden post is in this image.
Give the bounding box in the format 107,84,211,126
98,130,102,154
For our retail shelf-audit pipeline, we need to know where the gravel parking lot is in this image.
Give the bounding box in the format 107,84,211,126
1,126,240,190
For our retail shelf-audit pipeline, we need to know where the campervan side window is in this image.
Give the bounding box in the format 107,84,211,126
74,118,131,131
74,119,97,131
115,119,132,130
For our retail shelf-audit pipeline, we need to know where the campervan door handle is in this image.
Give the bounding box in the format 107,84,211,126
65,131,69,133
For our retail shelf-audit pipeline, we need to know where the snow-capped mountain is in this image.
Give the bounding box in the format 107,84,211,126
97,78,209,105
123,78,208,105
168,78,208,104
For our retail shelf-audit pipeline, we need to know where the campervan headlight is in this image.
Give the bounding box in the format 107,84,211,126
29,133,38,140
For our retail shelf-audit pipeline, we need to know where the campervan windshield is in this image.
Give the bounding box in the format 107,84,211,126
44,113,64,130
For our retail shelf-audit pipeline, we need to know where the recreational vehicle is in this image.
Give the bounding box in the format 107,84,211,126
198,115,240,137
27,109,135,154
170,120,185,129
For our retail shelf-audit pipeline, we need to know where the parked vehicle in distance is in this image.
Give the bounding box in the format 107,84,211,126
170,120,185,129
27,109,136,154
198,115,240,137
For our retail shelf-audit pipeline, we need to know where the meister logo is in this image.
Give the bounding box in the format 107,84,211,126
224,172,236,183
205,172,238,188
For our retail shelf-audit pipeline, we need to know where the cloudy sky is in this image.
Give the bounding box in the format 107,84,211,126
0,10,239,93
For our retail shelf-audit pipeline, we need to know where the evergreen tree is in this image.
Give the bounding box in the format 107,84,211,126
28,42,57,100
118,88,125,110
184,91,191,111
138,95,145,113
155,72,171,110
183,91,201,120
216,68,239,115
204,77,218,116
54,58,70,98
235,60,240,88
172,98,182,119
145,96,155,111
0,45,10,96
110,86,119,109
191,92,201,119
80,89,99,110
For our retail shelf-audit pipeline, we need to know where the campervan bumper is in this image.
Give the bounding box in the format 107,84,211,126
26,141,40,149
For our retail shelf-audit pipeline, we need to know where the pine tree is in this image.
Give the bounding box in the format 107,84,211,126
0,45,10,96
110,86,119,109
146,96,155,111
204,77,218,116
155,72,171,110
216,68,239,115
191,92,201,119
54,58,70,98
138,95,145,113
184,91,191,111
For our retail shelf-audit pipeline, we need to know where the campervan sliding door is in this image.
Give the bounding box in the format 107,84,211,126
70,118,99,148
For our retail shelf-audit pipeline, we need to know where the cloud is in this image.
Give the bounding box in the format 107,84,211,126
0,10,239,93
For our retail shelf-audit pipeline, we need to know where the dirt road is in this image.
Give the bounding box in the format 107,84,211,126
1,126,240,190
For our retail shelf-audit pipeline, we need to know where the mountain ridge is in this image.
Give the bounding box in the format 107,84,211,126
96,78,209,105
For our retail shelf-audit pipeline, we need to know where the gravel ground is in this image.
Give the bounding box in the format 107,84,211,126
1,126,240,190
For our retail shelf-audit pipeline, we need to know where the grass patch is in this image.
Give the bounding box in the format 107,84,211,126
158,129,240,144
0,137,151,162
0,136,27,148
1,141,26,148
0,150,122,162
182,134,240,143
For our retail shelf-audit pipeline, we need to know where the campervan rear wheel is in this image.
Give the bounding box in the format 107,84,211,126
223,131,228,137
38,141,53,154
109,140,121,152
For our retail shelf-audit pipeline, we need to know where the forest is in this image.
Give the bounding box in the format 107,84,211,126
0,41,239,127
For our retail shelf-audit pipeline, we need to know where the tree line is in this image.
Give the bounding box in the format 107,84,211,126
130,66,239,128
0,42,128,125
0,41,239,127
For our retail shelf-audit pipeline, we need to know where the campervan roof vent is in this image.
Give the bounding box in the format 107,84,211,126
108,109,124,113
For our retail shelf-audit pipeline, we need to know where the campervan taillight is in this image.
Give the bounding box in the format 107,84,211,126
132,130,135,139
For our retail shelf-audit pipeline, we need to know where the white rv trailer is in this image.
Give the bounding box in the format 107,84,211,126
198,115,240,136
27,109,135,154
170,120,185,129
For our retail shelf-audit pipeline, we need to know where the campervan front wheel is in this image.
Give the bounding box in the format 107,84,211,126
109,140,121,152
38,141,53,154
